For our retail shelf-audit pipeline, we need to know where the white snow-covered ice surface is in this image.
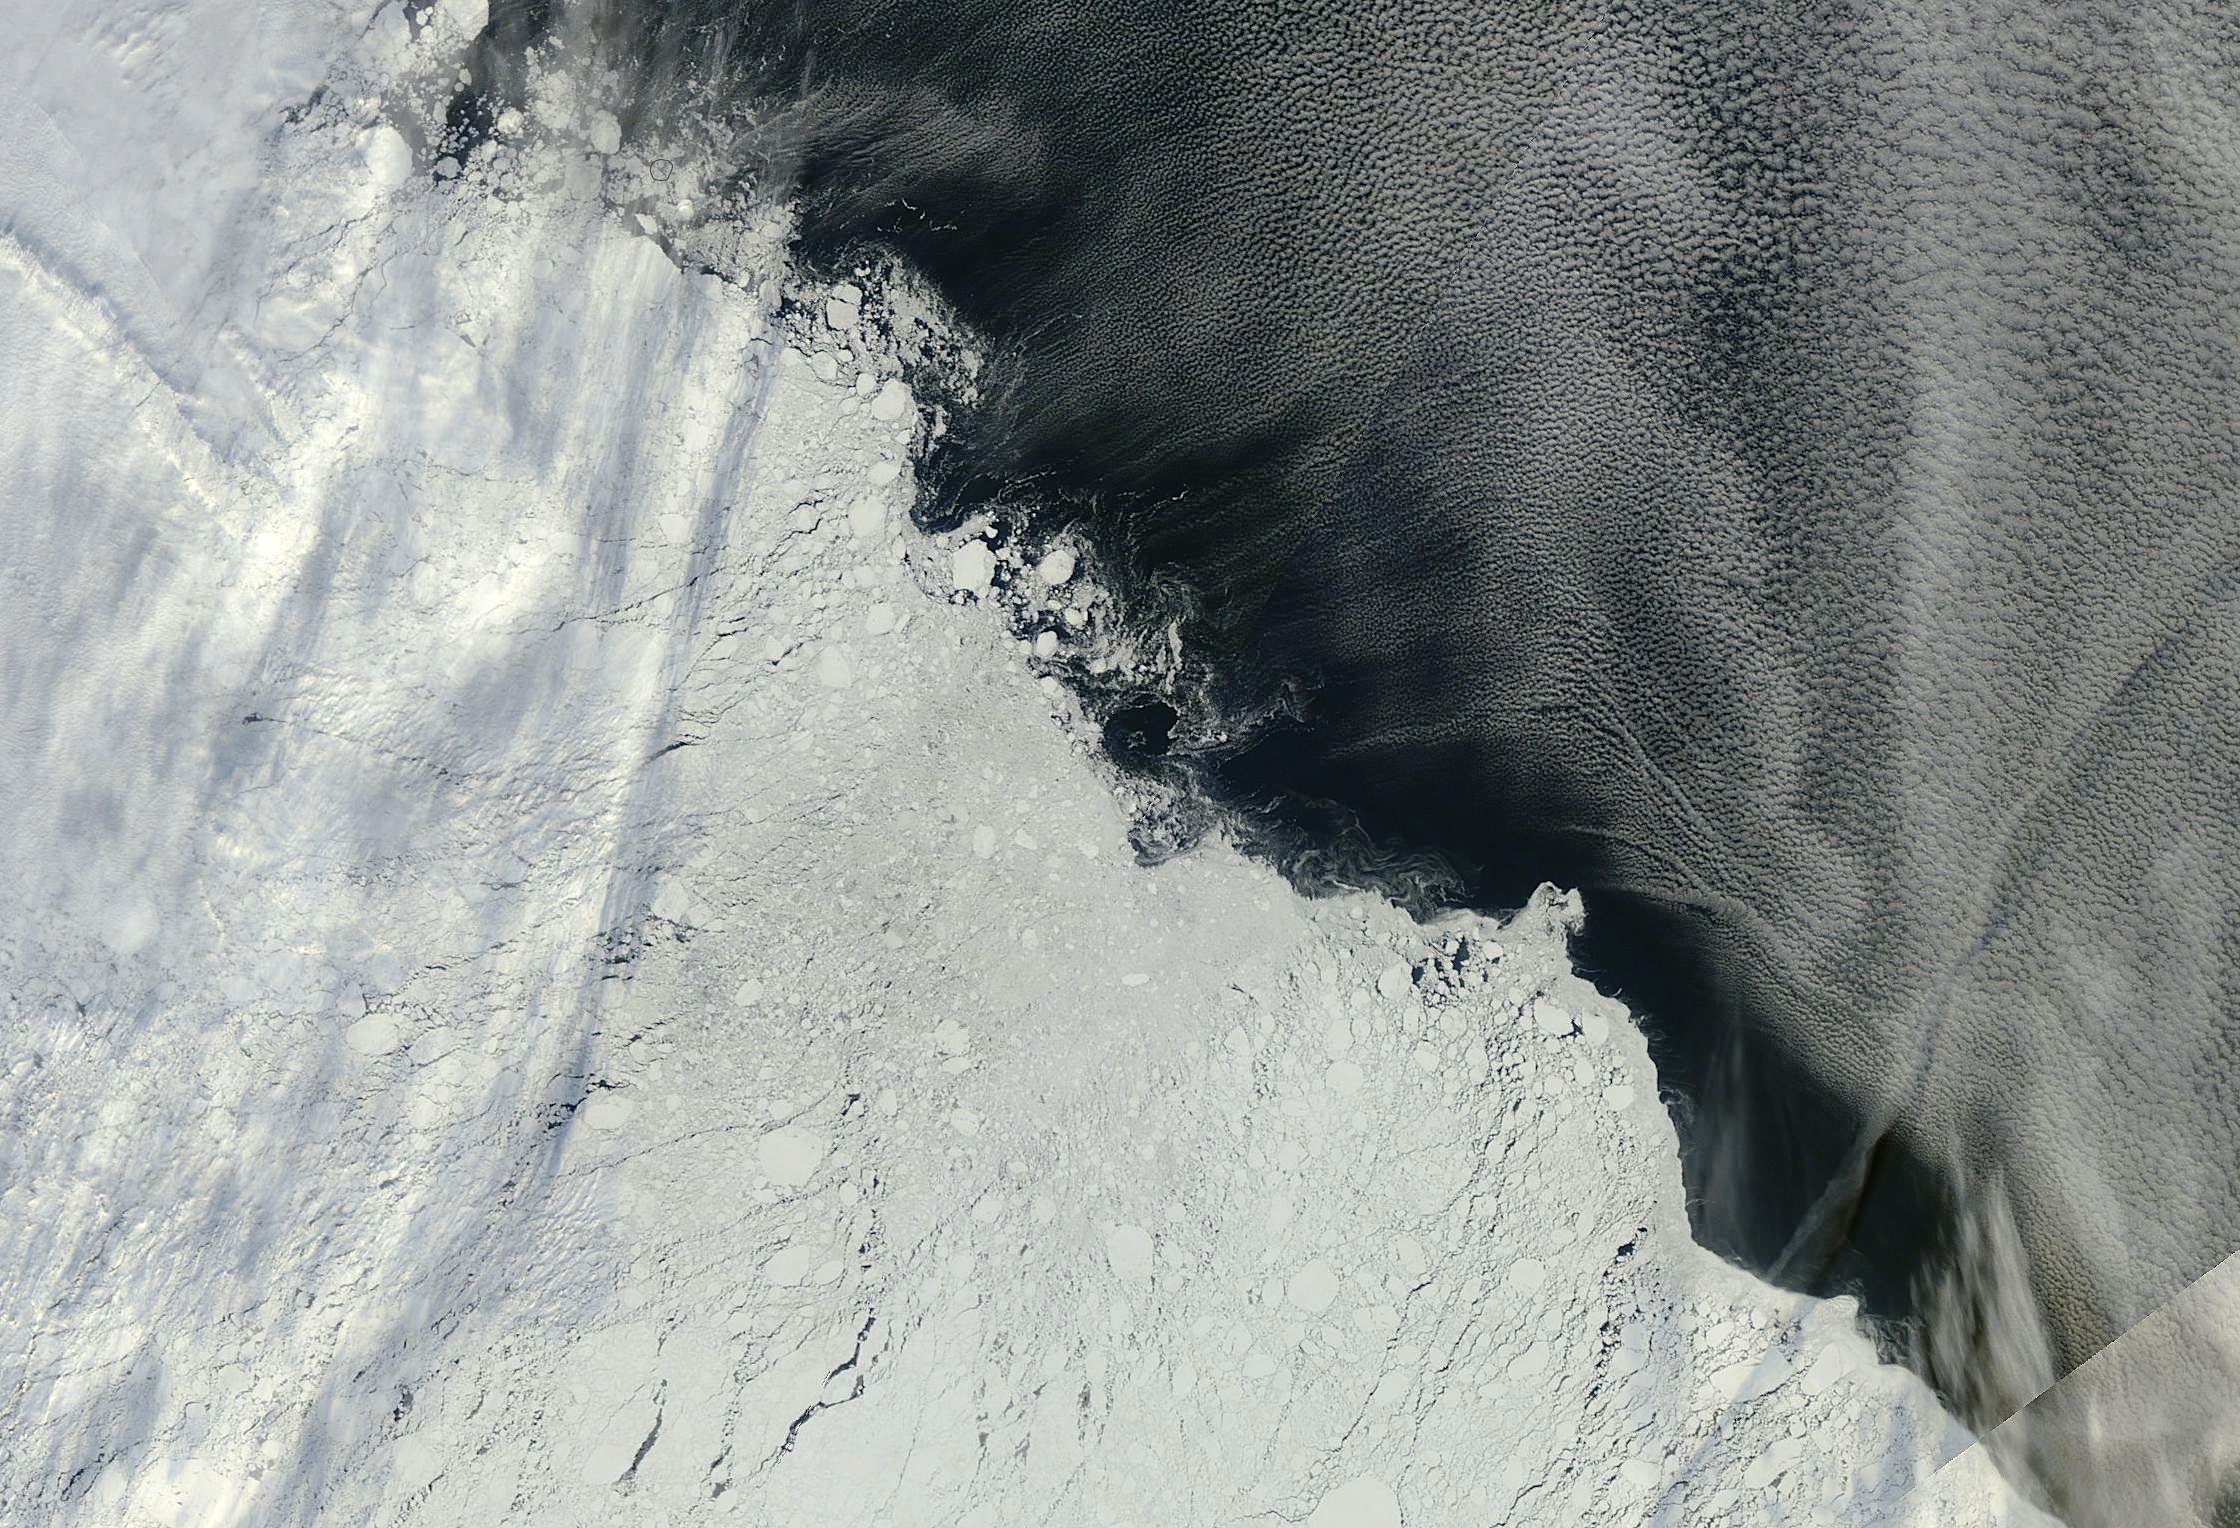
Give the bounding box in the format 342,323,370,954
1,6,2064,1525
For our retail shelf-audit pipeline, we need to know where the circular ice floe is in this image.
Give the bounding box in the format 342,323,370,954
951,540,996,596
755,1125,826,1187
362,125,412,189
1104,1224,1156,1281
1286,1259,1342,1313
1035,546,1077,587
582,1094,634,1131
1308,1476,1402,1528
344,1015,400,1057
868,377,913,423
